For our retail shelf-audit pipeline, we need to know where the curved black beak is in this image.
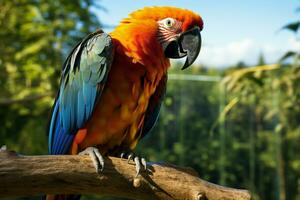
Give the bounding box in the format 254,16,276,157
163,26,202,70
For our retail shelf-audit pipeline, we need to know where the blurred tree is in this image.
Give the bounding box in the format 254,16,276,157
0,0,101,154
221,52,300,199
258,52,266,66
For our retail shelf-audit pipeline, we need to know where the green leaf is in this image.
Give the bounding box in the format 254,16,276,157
282,21,300,32
279,51,297,62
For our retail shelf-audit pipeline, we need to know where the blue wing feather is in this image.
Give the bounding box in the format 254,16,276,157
48,30,114,155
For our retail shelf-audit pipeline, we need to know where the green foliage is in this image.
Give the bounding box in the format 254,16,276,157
0,0,101,155
282,21,300,33
219,59,300,199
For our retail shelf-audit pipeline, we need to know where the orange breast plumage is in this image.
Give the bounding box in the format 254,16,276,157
77,48,167,154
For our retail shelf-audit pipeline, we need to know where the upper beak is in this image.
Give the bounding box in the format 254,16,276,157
163,26,202,70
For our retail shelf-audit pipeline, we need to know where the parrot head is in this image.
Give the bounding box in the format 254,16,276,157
112,6,203,69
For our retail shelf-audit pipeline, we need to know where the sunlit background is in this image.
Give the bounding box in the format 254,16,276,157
0,0,300,200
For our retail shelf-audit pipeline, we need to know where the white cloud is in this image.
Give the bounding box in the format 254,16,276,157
287,37,300,50
197,36,300,67
198,38,257,67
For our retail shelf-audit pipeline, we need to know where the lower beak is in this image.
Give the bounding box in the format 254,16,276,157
163,26,202,70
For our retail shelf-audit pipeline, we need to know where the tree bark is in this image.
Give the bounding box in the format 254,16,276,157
0,148,250,200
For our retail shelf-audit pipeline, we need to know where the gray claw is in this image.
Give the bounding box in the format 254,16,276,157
134,156,141,177
141,157,147,170
120,152,125,160
119,150,147,176
79,147,104,173
127,153,134,163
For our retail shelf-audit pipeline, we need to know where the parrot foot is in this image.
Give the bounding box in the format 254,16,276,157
79,147,104,173
120,151,147,177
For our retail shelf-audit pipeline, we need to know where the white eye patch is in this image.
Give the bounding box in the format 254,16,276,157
158,18,176,28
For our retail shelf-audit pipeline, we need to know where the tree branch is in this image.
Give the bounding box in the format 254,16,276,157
0,148,250,200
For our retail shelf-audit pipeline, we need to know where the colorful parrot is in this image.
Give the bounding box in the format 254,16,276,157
46,6,203,200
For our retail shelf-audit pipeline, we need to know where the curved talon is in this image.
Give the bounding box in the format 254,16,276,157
141,157,147,170
79,147,104,173
120,152,126,160
94,148,105,171
127,153,134,163
119,150,147,176
134,156,141,177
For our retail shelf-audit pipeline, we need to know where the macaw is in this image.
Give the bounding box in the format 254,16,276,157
46,6,203,200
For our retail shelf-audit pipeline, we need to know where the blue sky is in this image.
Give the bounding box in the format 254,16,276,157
95,0,300,67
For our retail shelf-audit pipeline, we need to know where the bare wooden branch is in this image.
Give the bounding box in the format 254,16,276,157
0,149,250,200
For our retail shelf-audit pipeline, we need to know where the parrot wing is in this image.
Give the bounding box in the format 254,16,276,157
48,30,114,154
140,75,167,138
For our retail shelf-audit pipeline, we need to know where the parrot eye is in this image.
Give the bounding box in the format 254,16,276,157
162,18,176,28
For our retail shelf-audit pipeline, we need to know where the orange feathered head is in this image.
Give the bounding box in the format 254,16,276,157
111,6,203,69
127,7,203,32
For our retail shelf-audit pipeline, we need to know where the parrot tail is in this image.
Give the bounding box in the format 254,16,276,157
42,194,81,200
